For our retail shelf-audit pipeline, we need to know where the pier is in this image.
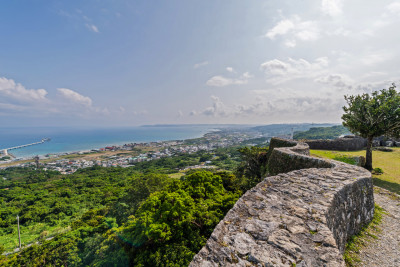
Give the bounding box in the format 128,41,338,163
1,138,51,156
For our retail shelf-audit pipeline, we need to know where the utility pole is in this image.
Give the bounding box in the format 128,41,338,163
17,215,21,249
34,155,40,169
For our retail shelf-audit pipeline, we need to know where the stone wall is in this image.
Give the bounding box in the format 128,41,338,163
305,136,367,151
190,138,374,267
267,138,333,175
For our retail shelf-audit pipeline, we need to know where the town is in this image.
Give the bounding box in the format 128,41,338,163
0,130,266,174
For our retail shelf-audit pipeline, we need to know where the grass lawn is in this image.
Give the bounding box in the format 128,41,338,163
0,223,70,252
311,147,400,195
168,172,185,179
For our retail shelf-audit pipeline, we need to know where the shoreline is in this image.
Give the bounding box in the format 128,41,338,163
0,128,222,162
0,131,217,168
0,125,225,160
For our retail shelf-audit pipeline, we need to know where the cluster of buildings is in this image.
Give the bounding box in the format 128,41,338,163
1,131,261,174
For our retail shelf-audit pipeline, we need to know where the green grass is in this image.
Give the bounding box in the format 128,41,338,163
343,204,386,266
0,223,70,252
168,172,185,179
0,209,89,252
311,148,400,194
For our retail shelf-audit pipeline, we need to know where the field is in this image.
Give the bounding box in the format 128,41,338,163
311,148,400,194
0,223,71,252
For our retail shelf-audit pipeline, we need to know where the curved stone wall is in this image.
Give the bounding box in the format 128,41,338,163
267,139,333,175
305,137,367,151
190,138,374,267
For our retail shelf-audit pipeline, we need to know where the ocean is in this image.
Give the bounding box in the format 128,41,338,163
0,125,219,158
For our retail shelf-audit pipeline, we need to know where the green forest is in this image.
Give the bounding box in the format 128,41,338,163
0,146,263,266
294,125,351,140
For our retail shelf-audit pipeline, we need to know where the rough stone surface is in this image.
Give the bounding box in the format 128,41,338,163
190,138,374,267
268,140,333,176
373,140,381,147
306,137,367,151
385,141,394,147
373,147,393,152
351,156,366,167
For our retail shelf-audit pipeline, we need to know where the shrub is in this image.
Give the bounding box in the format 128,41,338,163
372,168,384,175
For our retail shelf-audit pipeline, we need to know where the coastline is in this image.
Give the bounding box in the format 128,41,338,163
0,125,220,161
0,131,217,168
0,127,261,172
0,139,179,166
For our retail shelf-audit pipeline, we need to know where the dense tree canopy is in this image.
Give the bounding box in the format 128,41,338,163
294,125,350,140
0,138,280,267
118,171,240,266
0,148,248,267
236,146,269,189
342,84,400,170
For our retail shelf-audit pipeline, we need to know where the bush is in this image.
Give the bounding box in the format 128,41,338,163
39,230,49,240
372,168,384,175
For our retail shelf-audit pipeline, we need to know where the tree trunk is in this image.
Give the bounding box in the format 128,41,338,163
365,136,373,171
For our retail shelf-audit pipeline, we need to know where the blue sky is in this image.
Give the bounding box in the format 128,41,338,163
1,0,400,126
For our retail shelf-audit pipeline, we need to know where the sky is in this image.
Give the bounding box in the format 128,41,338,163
1,0,399,127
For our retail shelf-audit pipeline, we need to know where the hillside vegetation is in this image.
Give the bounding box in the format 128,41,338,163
0,147,255,266
294,125,351,140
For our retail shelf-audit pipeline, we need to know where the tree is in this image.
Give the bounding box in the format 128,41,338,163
236,146,269,189
342,83,400,170
118,171,239,267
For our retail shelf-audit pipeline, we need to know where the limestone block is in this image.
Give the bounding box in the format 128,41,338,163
373,140,381,147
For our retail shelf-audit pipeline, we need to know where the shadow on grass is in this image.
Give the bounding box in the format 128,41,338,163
373,177,400,195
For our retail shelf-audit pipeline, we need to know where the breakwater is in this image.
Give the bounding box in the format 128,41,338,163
1,138,50,156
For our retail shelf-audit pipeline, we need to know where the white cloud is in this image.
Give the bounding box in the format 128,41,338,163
260,59,291,75
0,77,48,102
201,95,231,117
0,102,28,112
265,19,295,39
193,61,209,69
321,0,343,17
386,2,400,13
0,76,131,123
295,21,320,41
206,71,253,87
314,74,353,89
360,71,387,79
132,110,148,116
57,88,93,106
85,23,99,33
284,40,297,47
360,51,391,65
226,67,234,73
260,57,329,84
330,27,351,36
206,76,234,87
265,16,320,46
193,92,344,123
242,72,253,79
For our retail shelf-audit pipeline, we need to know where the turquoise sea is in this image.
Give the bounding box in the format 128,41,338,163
0,125,220,158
